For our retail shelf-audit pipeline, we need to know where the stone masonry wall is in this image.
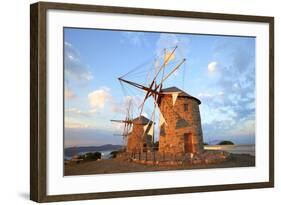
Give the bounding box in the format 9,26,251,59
158,95,204,154
127,123,153,153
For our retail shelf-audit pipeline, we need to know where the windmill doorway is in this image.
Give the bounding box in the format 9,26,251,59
184,133,194,153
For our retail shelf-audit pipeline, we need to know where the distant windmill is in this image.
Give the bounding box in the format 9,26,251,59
111,99,134,147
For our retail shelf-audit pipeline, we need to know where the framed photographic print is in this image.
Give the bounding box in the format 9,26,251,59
30,1,274,202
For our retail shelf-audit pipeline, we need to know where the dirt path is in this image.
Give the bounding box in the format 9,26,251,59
64,154,255,176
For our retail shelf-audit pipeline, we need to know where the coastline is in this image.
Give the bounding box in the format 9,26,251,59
204,144,255,156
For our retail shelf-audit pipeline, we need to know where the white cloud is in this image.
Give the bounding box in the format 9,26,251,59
64,41,93,81
198,92,212,98
201,105,236,125
81,71,94,81
173,70,179,76
233,82,240,89
111,123,124,132
153,34,190,82
142,112,148,118
155,33,190,56
208,61,217,73
228,119,255,136
156,34,179,53
64,41,72,47
65,119,90,129
122,32,147,47
65,108,80,113
65,107,97,117
65,88,75,99
110,95,143,115
198,91,224,99
88,87,111,110
89,109,97,113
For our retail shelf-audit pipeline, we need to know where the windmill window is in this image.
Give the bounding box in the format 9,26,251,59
184,103,188,111
160,125,166,136
176,118,188,129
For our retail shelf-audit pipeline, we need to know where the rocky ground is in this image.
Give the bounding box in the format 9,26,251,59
64,153,255,176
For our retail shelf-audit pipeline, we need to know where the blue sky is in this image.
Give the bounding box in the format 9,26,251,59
64,28,255,147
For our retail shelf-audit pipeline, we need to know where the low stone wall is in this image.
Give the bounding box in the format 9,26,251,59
192,150,230,165
120,150,230,166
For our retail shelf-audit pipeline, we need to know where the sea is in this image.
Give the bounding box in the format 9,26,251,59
204,144,255,156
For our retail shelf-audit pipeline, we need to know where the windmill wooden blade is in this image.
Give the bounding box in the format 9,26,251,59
149,46,178,84
118,78,160,95
149,58,186,96
116,46,186,147
110,119,132,124
138,81,155,116
122,121,127,139
110,98,134,147
160,58,186,85
117,46,177,95
113,133,130,136
131,49,185,116
136,48,178,116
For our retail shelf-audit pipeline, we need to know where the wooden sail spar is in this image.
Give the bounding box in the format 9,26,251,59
118,46,186,113
110,99,133,146
118,46,177,95
117,46,187,147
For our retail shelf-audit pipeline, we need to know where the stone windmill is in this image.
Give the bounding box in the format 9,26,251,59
110,100,134,148
158,87,204,154
118,46,204,155
111,101,154,152
126,115,154,153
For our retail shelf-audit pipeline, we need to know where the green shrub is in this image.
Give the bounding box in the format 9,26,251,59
78,152,101,161
110,151,119,158
217,141,234,145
